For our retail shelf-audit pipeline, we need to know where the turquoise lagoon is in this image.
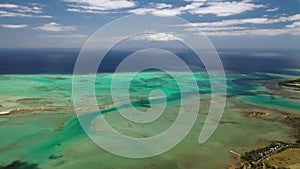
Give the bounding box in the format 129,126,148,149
0,70,299,169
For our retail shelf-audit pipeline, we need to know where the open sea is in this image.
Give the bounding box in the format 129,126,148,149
0,48,299,74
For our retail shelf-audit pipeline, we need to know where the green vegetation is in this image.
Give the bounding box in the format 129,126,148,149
264,148,300,169
242,141,293,162
236,113,300,169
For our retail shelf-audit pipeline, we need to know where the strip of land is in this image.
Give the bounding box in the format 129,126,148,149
0,110,11,115
278,78,300,89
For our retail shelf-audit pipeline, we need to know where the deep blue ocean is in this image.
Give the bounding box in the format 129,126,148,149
0,48,299,75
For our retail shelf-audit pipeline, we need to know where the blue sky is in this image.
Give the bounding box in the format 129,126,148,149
0,0,300,49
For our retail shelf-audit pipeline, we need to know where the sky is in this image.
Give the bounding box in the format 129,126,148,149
0,0,300,49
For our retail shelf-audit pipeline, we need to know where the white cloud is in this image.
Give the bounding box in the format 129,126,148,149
34,22,76,32
202,29,284,36
202,26,300,36
128,8,154,15
132,33,182,41
182,18,276,28
266,7,279,12
286,21,300,28
196,20,300,36
179,13,300,36
151,9,182,17
1,24,28,29
129,0,268,17
63,0,276,18
39,34,88,38
0,3,51,18
0,10,51,18
152,3,173,9
180,13,300,28
66,8,106,14
281,14,300,22
64,0,136,13
0,4,20,8
129,1,206,17
186,26,247,32
0,3,42,13
178,2,205,11
184,0,206,2
129,7,182,17
188,0,266,17
61,0,284,21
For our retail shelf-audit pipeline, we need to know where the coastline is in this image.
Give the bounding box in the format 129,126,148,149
231,109,300,169
230,75,300,168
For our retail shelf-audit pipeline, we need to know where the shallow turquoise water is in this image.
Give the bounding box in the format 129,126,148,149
0,70,299,169
239,94,300,112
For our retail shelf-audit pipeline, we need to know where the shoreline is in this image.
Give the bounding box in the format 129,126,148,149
232,111,300,169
